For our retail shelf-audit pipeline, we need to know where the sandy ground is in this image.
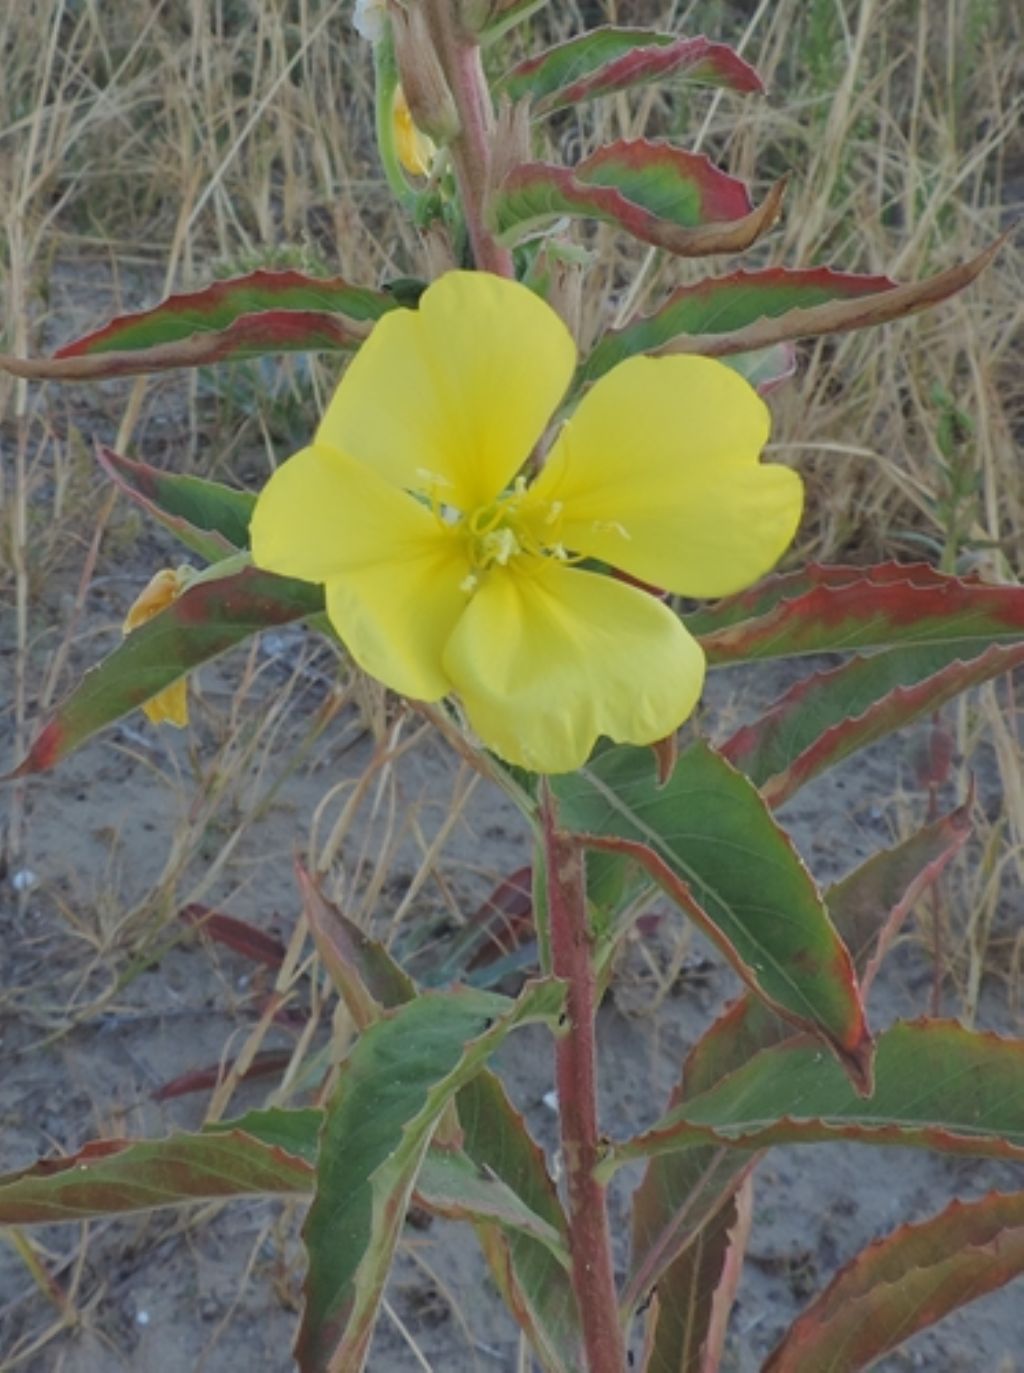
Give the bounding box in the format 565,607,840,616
2,613,1023,1371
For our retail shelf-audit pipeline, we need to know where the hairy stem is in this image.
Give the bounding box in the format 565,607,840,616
421,2,514,276
541,785,627,1373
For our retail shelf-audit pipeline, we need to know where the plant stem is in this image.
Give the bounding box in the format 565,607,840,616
541,785,627,1373
421,2,514,277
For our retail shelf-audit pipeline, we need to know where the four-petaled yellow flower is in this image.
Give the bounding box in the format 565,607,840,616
251,272,803,773
122,567,191,728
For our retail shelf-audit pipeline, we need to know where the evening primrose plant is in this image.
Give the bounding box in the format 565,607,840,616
2,3,1022,1372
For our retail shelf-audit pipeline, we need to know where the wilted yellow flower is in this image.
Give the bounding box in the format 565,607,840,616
251,273,802,772
122,568,190,728
392,85,436,177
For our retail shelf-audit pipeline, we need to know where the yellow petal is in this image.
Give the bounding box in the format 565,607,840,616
142,679,189,729
531,354,803,598
251,442,470,700
317,272,577,510
324,537,470,701
442,561,705,772
392,85,436,176
250,442,445,584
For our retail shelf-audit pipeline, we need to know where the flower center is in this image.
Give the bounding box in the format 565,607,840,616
447,481,570,593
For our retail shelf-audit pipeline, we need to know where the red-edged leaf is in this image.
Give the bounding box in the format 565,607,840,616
579,266,898,387
685,562,965,641
0,1129,313,1223
689,563,1024,665
721,642,1024,807
613,1020,1024,1170
499,28,763,114
456,1070,583,1371
2,567,323,780
297,861,416,1028
763,1189,1024,1373
491,139,784,256
98,446,255,562
627,808,970,1320
553,743,873,1092
597,238,1004,366
179,903,286,969
0,269,397,380
641,1177,754,1373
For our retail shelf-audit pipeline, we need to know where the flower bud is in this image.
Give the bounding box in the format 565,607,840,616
390,5,460,146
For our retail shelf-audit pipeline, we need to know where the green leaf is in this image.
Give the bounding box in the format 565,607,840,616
456,1071,583,1372
98,446,255,562
626,808,970,1319
297,865,582,1370
498,28,762,115
491,139,784,257
3,566,324,779
763,1189,1024,1372
613,1020,1024,1172
0,269,397,380
0,1129,313,1223
721,641,1024,807
475,0,550,43
689,561,1024,665
297,980,565,1373
579,239,1003,374
552,742,872,1089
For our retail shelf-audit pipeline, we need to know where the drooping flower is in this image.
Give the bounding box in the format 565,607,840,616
251,272,802,773
122,567,192,727
391,85,436,177
353,0,387,43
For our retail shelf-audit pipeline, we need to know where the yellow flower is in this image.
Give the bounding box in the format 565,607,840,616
251,273,802,773
122,568,191,728
392,85,436,177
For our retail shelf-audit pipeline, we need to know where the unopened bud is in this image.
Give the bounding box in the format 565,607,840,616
391,6,460,146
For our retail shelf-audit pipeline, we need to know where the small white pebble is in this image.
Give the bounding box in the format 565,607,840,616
11,869,37,892
542,1090,559,1114
136,1311,150,1326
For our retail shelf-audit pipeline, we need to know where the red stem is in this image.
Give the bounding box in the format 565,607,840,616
542,787,627,1373
422,3,514,277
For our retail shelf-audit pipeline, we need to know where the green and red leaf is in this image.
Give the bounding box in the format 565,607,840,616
580,239,1003,373
0,1128,313,1223
689,562,1024,665
578,266,897,387
721,641,1024,807
491,139,784,256
98,446,255,562
613,1020,1024,1171
640,1178,754,1373
627,809,970,1320
498,28,762,115
2,566,323,780
297,980,564,1373
0,269,397,380
552,742,873,1091
456,1071,583,1372
763,1189,1024,1373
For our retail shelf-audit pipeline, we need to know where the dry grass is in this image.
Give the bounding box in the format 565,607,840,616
0,1,1022,1363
